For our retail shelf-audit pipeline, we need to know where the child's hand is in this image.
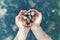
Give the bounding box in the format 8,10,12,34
28,9,42,26
15,10,31,31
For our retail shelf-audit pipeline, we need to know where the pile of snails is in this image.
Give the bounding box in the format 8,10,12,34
21,11,36,27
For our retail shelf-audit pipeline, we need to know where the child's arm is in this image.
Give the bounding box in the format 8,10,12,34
31,25,52,40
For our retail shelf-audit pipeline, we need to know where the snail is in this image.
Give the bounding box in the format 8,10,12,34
21,11,36,27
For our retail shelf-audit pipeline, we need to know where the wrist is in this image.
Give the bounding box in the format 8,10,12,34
19,27,30,38
31,25,40,32
19,27,29,34
31,24,40,29
18,28,28,40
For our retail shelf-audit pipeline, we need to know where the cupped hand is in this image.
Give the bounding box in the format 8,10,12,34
28,9,42,26
15,10,31,30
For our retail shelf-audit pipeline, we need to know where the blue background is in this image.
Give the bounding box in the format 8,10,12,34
0,0,59,40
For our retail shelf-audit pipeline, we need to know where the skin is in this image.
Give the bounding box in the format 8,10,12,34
14,9,52,40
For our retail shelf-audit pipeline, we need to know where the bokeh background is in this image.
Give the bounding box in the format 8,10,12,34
0,0,59,40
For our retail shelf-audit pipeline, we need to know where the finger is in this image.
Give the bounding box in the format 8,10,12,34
15,16,19,24
16,15,22,22
19,10,27,15
16,15,21,21
23,10,27,14
28,9,41,18
36,14,42,24
18,10,23,15
15,16,21,24
18,10,27,20
15,17,19,28
16,10,23,20
38,13,42,21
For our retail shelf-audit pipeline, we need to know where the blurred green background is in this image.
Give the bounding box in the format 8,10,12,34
0,0,59,40
58,0,60,40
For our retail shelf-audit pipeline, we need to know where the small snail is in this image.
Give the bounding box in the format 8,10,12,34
21,11,36,27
